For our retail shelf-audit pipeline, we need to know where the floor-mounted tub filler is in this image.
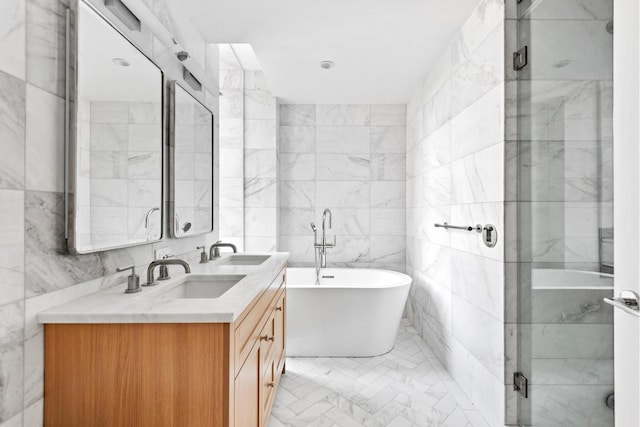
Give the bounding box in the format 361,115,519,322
286,267,412,357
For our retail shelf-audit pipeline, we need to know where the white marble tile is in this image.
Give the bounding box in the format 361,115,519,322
422,166,451,207
219,119,242,150
370,209,405,236
23,399,43,427
451,297,504,381
244,207,277,237
370,105,406,126
326,236,369,263
529,384,613,427
423,122,451,170
370,181,405,208
0,190,24,307
219,89,243,118
451,143,504,204
0,71,25,190
370,154,405,181
23,332,43,407
219,69,243,90
194,154,213,181
129,102,161,124
526,324,613,359
316,105,370,126
245,149,277,179
451,84,504,160
91,102,128,123
370,127,405,153
127,152,161,180
0,0,25,80
421,82,451,139
90,124,128,151
370,236,405,264
278,235,315,264
0,341,23,423
244,89,276,120
280,105,316,126
280,154,315,181
244,178,277,208
280,181,315,208
451,251,504,322
90,179,128,207
245,119,276,149
451,24,504,116
244,236,277,252
129,124,162,152
279,126,316,153
220,178,244,212
26,0,67,97
316,181,369,208
0,411,22,427
316,154,370,181
243,70,269,91
127,179,161,208
316,127,369,153
314,208,369,236
279,208,315,235
220,147,243,178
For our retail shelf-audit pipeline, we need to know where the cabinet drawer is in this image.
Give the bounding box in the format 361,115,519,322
234,267,285,373
261,359,276,425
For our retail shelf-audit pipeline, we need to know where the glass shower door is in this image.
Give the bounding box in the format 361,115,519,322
516,0,614,425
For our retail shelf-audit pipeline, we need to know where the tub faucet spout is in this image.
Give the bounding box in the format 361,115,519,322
314,209,336,269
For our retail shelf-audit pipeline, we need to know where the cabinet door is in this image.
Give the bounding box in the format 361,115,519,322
235,342,260,427
261,359,276,426
274,292,286,374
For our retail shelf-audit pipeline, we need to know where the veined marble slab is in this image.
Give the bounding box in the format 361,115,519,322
38,253,288,324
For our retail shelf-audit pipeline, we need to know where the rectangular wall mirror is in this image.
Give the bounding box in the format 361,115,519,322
67,0,164,254
169,81,215,238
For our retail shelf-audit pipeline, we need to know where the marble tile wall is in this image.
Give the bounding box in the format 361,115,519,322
244,71,278,252
278,104,406,270
219,68,245,250
404,0,512,425
0,0,220,425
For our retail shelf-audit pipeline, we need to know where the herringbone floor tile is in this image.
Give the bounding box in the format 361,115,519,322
268,320,491,427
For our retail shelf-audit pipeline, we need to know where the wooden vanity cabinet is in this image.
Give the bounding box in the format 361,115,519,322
234,273,286,427
44,265,287,427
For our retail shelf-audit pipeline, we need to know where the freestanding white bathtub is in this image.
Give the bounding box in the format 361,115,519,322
286,268,412,357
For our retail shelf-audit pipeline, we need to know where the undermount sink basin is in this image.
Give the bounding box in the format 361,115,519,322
217,255,271,266
151,275,245,299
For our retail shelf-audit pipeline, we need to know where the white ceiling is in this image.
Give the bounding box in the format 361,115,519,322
181,0,479,104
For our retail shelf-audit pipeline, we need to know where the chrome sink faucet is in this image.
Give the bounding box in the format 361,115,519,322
145,259,191,286
209,240,238,260
313,208,336,269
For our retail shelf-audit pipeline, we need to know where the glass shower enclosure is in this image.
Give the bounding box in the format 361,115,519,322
516,0,614,425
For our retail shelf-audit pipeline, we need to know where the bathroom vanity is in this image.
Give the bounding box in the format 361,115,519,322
39,253,288,427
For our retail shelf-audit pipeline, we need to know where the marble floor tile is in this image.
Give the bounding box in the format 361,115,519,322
269,320,489,427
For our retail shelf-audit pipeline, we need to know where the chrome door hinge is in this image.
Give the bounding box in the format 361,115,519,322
513,372,529,398
513,46,528,71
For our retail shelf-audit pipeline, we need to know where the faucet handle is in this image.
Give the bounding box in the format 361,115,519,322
197,246,209,264
116,265,141,294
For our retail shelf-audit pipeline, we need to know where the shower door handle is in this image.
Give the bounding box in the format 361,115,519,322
604,290,640,317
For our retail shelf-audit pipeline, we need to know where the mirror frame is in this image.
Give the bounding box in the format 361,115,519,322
168,81,216,238
66,0,166,254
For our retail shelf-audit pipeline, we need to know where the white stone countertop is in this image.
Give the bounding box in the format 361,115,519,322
38,252,289,324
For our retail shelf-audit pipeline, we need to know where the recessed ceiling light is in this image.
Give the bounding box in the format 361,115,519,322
320,60,335,70
112,58,130,67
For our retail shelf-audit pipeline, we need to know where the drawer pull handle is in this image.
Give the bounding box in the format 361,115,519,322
266,382,275,388
275,306,283,311
260,335,275,342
